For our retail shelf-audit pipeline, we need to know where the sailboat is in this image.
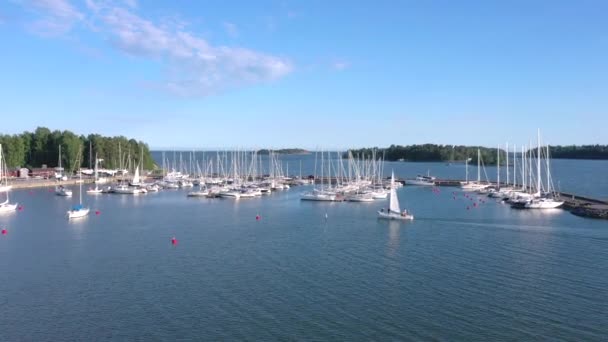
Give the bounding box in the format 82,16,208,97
87,154,103,194
461,149,488,191
67,156,90,219
54,145,73,196
0,144,18,213
378,171,413,220
523,130,564,209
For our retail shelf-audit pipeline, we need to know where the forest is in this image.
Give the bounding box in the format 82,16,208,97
347,144,608,163
0,127,155,171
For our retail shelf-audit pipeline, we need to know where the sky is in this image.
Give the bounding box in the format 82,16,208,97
1,0,607,149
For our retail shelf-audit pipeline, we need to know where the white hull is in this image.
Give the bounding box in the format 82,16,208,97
301,192,338,201
67,208,90,219
346,194,374,202
378,211,414,220
112,186,140,194
187,191,209,197
524,199,564,209
86,187,103,194
56,188,73,197
0,202,18,213
406,179,434,186
219,191,241,199
460,182,488,191
372,191,388,199
0,185,12,192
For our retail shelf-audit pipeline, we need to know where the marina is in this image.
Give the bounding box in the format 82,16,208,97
1,174,607,340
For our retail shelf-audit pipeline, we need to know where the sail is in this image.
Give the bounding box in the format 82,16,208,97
389,171,400,214
133,163,140,184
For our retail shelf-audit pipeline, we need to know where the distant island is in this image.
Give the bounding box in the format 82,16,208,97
347,144,608,163
0,127,155,170
257,148,311,155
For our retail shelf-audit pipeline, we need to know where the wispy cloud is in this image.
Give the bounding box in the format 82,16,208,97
222,21,238,38
122,0,136,9
18,0,293,96
24,0,84,36
332,61,350,71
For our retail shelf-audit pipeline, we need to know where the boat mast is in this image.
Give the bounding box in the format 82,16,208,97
497,144,500,188
546,144,550,194
521,145,526,191
528,141,532,194
512,144,516,188
506,142,509,186
465,157,468,183
537,129,541,195
477,149,480,183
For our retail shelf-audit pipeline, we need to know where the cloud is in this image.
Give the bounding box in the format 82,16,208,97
25,0,84,36
222,21,238,38
332,61,350,71
22,0,293,97
122,0,136,8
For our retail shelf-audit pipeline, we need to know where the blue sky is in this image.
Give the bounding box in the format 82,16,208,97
1,0,607,149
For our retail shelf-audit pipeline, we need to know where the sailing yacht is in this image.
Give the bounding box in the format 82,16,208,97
378,171,413,220
87,154,103,194
67,154,90,219
0,144,18,213
461,149,489,191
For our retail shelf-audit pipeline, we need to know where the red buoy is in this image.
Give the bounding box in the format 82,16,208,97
95,210,100,215
1,228,7,235
256,214,261,221
18,206,23,211
171,237,178,245
473,202,477,207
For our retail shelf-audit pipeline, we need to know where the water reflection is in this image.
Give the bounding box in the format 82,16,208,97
386,220,402,257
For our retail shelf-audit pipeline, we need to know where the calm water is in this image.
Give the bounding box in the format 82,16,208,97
1,184,607,340
152,151,608,200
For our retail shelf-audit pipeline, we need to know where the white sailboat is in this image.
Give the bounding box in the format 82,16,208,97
0,144,18,213
378,171,413,220
461,149,488,191
67,158,90,219
87,154,103,194
524,130,564,209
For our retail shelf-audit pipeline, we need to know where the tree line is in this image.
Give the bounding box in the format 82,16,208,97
0,127,155,171
549,145,608,160
347,144,608,163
